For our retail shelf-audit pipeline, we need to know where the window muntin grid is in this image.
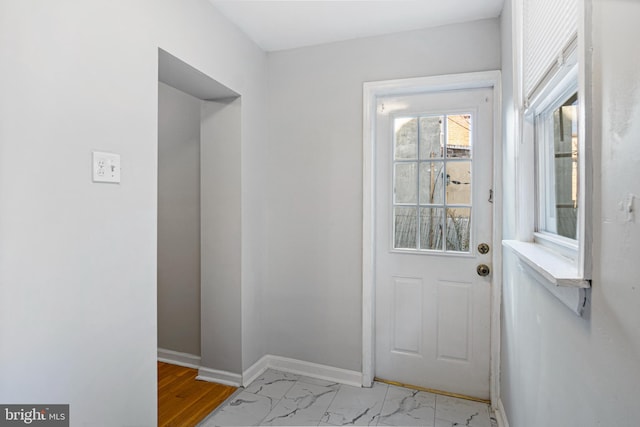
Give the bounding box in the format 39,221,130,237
392,114,473,252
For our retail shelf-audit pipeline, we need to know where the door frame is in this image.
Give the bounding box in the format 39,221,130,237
362,71,503,406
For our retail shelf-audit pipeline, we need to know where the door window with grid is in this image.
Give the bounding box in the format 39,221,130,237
392,114,473,252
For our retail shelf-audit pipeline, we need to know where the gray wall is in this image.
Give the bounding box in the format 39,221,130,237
0,1,267,424
157,81,201,356
201,98,242,374
265,19,501,371
499,1,640,425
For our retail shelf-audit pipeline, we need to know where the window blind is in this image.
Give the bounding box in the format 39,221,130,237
523,0,578,101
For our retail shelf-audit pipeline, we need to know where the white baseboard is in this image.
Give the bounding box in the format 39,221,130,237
157,348,201,369
242,355,270,387
158,349,363,389
157,347,241,387
495,398,510,427
197,366,242,387
242,354,363,388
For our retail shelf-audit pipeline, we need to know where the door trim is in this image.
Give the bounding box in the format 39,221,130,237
362,71,503,406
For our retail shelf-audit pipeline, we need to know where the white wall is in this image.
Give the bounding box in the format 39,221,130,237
0,0,267,424
265,19,501,371
498,0,518,419
499,1,640,425
157,82,201,356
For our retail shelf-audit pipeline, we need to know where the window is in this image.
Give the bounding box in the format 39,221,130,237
534,71,580,255
503,0,590,315
392,114,472,253
515,58,588,272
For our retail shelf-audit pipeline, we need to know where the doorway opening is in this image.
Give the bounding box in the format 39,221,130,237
156,48,243,388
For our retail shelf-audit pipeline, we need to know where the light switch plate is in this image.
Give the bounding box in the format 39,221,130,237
92,151,121,183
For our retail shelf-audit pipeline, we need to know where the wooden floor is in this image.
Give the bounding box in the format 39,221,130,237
158,362,237,427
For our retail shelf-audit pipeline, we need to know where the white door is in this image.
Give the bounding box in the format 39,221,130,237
374,88,493,399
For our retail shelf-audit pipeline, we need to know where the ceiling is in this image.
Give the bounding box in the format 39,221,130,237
209,0,505,52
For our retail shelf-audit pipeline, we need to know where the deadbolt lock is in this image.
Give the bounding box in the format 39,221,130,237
477,264,491,277
478,243,490,254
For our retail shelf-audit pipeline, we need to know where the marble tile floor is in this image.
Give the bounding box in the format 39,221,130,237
198,369,498,427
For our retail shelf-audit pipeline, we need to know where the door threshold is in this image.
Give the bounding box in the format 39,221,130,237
374,377,490,404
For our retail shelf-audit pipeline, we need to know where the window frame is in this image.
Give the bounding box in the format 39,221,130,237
532,65,580,261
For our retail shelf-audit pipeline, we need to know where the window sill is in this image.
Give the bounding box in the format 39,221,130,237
502,240,590,316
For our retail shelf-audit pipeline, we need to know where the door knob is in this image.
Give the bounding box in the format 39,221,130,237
477,264,491,277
